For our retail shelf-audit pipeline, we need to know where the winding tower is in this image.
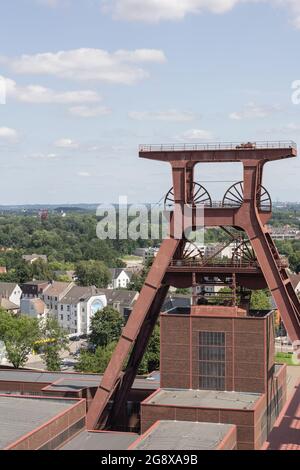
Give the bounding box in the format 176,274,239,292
87,140,300,430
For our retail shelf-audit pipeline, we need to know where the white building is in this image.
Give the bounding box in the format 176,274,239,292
57,286,107,335
0,282,22,308
108,269,132,290
40,281,74,316
134,247,160,263
198,243,236,260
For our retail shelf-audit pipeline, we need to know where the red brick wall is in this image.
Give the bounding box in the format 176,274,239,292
141,402,258,450
161,311,275,394
6,399,86,450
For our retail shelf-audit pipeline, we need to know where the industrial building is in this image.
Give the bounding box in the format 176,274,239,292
0,141,299,451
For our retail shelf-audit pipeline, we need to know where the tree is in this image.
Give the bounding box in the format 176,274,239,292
0,310,40,368
89,307,124,348
138,324,160,374
40,318,69,371
75,260,111,288
175,288,191,295
128,260,153,292
31,259,51,281
75,342,116,374
250,290,272,310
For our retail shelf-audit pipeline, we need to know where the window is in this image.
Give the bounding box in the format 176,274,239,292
199,331,225,391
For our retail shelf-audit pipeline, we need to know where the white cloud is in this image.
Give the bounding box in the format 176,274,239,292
0,76,101,104
229,102,281,120
77,171,91,177
129,109,197,122
180,128,214,140
103,0,300,28
4,48,166,85
25,152,58,159
54,138,79,149
69,105,111,118
0,127,18,142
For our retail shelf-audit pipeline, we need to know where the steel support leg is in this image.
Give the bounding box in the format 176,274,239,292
86,237,181,430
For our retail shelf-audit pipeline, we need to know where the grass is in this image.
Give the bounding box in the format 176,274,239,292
122,255,143,262
275,352,299,366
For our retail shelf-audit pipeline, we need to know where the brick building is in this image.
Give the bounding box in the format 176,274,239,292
140,305,287,450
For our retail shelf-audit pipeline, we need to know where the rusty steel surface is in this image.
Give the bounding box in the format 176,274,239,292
87,141,300,431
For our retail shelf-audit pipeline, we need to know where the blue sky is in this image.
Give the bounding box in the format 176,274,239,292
0,0,300,204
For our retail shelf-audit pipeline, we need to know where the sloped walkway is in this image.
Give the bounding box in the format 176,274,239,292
262,380,300,450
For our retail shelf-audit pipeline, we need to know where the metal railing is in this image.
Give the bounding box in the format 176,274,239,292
139,141,297,153
169,259,258,268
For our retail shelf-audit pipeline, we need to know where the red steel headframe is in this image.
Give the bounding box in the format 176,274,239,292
86,141,300,430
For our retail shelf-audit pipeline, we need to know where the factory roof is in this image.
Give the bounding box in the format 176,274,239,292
0,369,159,392
61,431,138,450
145,388,261,410
129,421,236,450
0,395,78,449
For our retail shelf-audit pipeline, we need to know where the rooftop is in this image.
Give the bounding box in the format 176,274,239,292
0,282,18,297
60,285,101,304
109,268,133,279
130,421,236,450
146,388,262,410
101,288,138,305
0,369,159,392
0,395,78,449
61,430,137,450
43,281,74,297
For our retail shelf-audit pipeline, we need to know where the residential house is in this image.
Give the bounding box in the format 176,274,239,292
20,298,48,320
0,267,7,274
163,294,191,313
268,225,300,241
134,247,160,263
101,289,139,321
22,254,48,264
57,286,107,335
40,281,74,317
0,298,19,314
108,268,132,289
21,281,51,299
0,282,22,308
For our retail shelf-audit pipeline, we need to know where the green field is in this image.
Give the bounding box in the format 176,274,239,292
275,352,299,366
